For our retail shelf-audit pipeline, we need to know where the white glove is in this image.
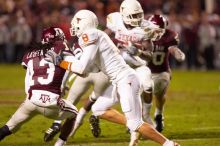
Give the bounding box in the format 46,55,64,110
45,50,63,65
174,49,185,62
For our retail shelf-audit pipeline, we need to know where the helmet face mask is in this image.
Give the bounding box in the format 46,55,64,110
69,22,77,36
151,28,166,41
42,27,66,44
120,0,144,27
70,10,98,37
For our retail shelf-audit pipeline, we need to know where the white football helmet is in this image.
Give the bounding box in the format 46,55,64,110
120,0,144,27
70,10,98,37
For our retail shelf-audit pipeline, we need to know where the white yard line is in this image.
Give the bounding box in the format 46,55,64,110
192,126,220,130
66,137,220,146
177,137,220,142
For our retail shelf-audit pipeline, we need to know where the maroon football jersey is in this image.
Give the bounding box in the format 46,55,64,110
148,29,179,73
22,41,67,95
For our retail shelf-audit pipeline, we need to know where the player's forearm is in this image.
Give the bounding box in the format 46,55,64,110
121,51,146,67
169,46,185,62
60,44,97,75
59,60,84,75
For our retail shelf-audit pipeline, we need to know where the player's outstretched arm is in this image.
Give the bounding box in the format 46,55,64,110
169,46,185,62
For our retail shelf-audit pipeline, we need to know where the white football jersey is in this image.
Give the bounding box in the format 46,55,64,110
106,12,158,45
65,28,135,83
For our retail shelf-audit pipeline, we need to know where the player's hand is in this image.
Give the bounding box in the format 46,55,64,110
126,42,140,55
144,27,164,41
127,45,139,55
174,49,185,62
45,50,63,65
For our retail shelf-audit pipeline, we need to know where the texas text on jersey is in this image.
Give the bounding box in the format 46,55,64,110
107,12,158,47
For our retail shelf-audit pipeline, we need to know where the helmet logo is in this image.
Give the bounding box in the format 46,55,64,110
42,27,65,44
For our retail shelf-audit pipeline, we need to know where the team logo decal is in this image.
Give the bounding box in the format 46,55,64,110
39,94,51,103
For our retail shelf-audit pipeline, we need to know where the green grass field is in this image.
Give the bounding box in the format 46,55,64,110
0,64,220,146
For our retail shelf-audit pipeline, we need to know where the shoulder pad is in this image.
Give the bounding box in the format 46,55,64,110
78,29,98,47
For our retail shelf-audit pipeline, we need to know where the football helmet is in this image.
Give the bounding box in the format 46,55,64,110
70,10,98,37
120,0,144,27
41,27,66,44
148,14,168,29
148,14,168,41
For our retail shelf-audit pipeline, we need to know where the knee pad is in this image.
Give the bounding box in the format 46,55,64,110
127,118,144,131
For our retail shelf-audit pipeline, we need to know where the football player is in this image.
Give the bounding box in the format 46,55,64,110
0,27,78,146
104,0,159,125
43,44,110,142
73,0,156,139
44,0,155,140
147,14,185,132
46,9,180,146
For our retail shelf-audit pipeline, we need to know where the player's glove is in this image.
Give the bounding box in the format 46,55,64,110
126,42,140,55
174,49,185,62
45,50,63,65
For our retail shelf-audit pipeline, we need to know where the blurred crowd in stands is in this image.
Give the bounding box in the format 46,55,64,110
0,0,220,70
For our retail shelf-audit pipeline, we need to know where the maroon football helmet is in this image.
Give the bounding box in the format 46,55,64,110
41,27,66,44
148,14,168,29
